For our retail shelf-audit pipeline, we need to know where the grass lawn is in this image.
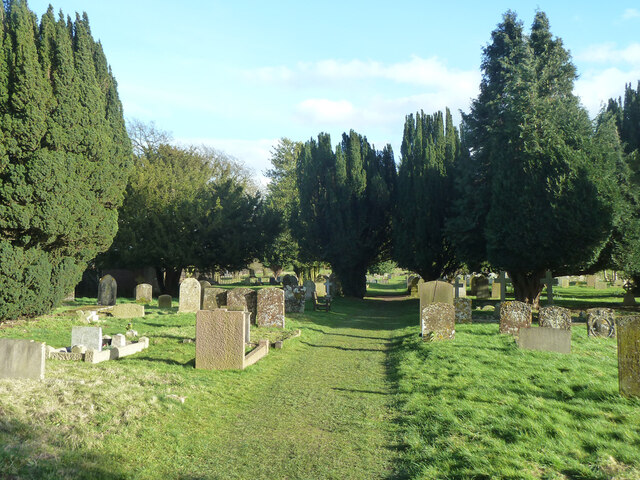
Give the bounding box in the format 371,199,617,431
0,278,639,479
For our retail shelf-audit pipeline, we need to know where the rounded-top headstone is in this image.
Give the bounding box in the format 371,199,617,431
158,294,172,309
97,275,117,306
303,280,316,300
282,274,299,288
179,278,201,313
135,283,153,304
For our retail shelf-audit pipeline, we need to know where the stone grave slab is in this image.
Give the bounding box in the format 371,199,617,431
257,288,285,328
538,306,571,330
475,276,490,299
453,298,472,324
587,308,616,338
97,274,117,306
109,304,144,319
421,303,455,341
202,287,227,310
135,283,152,304
419,280,453,318
517,327,571,354
616,315,640,398
71,326,102,352
499,301,532,336
0,339,45,380
179,278,201,313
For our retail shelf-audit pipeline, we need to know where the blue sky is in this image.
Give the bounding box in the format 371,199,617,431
28,1,640,183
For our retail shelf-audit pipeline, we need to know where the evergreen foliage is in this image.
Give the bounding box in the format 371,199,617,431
101,128,278,295
394,109,460,280
0,2,130,319
295,131,396,298
449,11,618,306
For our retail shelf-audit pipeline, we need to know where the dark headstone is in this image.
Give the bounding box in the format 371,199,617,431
281,274,299,288
97,275,117,306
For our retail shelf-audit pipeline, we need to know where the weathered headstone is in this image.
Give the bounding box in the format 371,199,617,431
158,294,172,309
419,281,454,337
284,285,306,313
257,288,285,328
202,287,227,311
71,326,103,352
199,280,211,290
328,273,342,297
623,291,637,306
492,272,509,301
558,277,570,288
538,305,571,330
111,334,127,348
109,304,145,319
475,276,490,299
616,315,640,397
586,275,597,288
407,276,421,297
453,297,472,324
281,274,298,288
303,280,316,300
595,280,608,290
135,283,152,304
421,303,455,341
0,339,45,380
227,288,258,323
587,308,616,338
499,301,532,336
178,278,201,313
97,274,117,306
196,309,246,370
517,327,571,354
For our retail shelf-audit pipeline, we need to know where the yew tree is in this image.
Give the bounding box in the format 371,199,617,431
449,11,619,307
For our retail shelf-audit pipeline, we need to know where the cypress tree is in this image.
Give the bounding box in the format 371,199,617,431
394,109,460,280
296,131,396,298
0,2,131,319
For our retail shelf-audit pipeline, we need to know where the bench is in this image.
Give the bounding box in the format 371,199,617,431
312,292,331,312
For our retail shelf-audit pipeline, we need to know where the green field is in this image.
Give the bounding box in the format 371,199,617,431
0,280,639,479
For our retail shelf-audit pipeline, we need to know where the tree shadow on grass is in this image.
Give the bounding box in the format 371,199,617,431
0,417,129,479
135,355,195,368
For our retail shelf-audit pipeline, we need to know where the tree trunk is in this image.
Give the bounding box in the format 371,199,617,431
156,267,182,297
334,265,367,298
509,270,545,309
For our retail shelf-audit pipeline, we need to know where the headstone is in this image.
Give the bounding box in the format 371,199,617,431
587,308,616,338
595,280,607,290
421,303,455,341
135,283,152,304
418,281,454,336
453,276,466,299
517,327,571,354
178,278,201,313
196,309,246,370
328,273,342,297
492,271,509,301
109,304,145,319
257,288,285,328
586,275,597,288
407,276,421,297
454,297,472,324
475,276,490,299
623,291,636,306
111,334,127,348
284,285,306,313
226,288,258,323
499,301,532,336
0,339,45,380
540,270,554,305
558,277,570,288
71,326,102,352
202,287,227,310
616,315,640,397
64,291,75,302
539,305,571,330
97,274,117,306
303,280,316,300
281,274,298,288
158,295,172,309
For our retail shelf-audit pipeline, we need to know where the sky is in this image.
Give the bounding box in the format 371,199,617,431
27,0,640,184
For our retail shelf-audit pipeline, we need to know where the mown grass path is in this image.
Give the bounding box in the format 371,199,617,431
120,297,414,480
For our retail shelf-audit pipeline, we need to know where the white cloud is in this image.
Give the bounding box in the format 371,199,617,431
622,8,640,20
575,67,640,116
295,99,355,124
576,42,640,66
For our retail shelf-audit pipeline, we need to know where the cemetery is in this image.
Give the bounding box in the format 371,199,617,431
1,2,640,478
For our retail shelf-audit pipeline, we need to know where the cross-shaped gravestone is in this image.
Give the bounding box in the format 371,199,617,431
453,276,464,299
325,278,333,296
540,270,554,305
494,271,510,301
